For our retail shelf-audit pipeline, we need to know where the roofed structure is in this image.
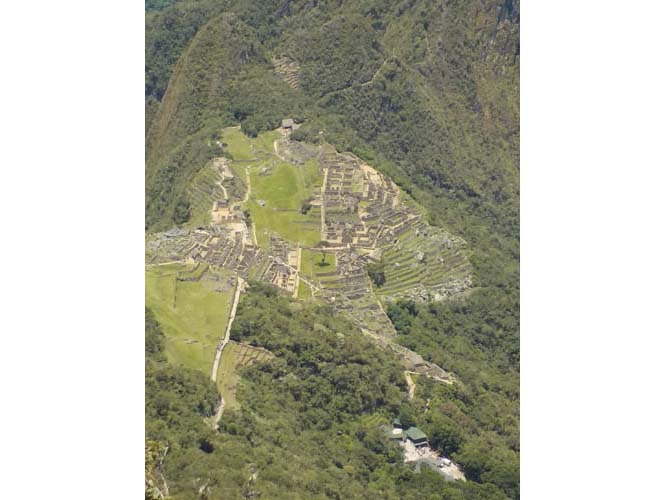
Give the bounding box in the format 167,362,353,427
382,425,404,440
281,118,294,130
405,427,428,447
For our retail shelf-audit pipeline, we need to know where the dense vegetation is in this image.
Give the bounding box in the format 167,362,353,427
146,287,516,499
146,0,519,498
387,291,520,499
145,308,218,451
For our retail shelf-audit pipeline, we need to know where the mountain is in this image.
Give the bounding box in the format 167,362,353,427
145,1,519,498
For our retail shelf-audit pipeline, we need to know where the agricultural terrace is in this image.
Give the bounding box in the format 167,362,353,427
184,163,221,228
145,263,234,374
373,222,473,302
215,340,273,411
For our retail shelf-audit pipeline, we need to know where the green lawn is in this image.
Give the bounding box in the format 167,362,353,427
220,127,255,161
146,264,233,375
217,128,323,248
247,162,322,248
253,129,281,154
300,248,336,279
296,279,313,299
221,127,280,161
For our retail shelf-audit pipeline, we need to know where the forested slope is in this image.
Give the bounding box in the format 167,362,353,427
146,287,515,499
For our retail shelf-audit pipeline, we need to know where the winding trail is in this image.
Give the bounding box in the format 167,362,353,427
217,181,229,201
316,57,389,100
210,399,225,430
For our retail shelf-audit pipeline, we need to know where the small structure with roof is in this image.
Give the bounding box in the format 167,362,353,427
281,118,295,130
405,427,428,448
382,420,405,441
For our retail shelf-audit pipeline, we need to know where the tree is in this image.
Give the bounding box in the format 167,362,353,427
398,404,417,428
424,415,463,455
300,199,312,214
173,196,191,224
314,240,330,264
367,261,386,287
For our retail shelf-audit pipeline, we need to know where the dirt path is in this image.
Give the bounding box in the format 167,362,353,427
320,167,328,240
317,58,389,99
209,397,225,429
211,276,244,382
146,260,184,267
217,181,229,200
243,167,251,203
209,275,244,427
359,58,389,88
251,223,258,246
405,371,416,400
293,246,302,298
273,138,289,163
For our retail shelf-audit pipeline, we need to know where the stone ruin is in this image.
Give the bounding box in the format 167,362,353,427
272,56,301,90
319,149,421,250
259,235,299,294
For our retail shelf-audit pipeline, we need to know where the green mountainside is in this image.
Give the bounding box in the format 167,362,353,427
146,1,519,498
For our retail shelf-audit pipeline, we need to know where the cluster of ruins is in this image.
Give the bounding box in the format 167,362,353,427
146,124,476,385
319,150,420,248
147,226,262,280
261,235,300,295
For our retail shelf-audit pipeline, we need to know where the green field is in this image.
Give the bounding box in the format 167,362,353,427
300,248,336,279
145,264,233,375
220,127,256,161
218,127,323,248
247,161,321,248
216,344,241,410
296,279,313,299
221,127,280,161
